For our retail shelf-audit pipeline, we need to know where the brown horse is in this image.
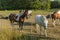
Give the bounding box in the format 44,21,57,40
46,10,60,26
9,10,31,30
9,13,17,23
19,10,28,30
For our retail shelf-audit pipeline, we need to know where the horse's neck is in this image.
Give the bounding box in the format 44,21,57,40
21,14,26,18
53,11,57,14
22,11,28,17
18,10,28,18
41,16,47,21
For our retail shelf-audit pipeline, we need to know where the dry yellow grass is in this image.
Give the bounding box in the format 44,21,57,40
0,10,60,40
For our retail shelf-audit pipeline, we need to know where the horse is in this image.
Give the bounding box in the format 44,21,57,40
9,10,32,30
46,10,60,27
15,10,32,20
34,15,48,37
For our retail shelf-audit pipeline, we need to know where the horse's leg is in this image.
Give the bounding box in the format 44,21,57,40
57,19,60,24
11,21,14,27
33,23,37,33
52,18,54,22
19,21,23,30
19,21,21,30
52,19,56,27
40,25,42,35
58,18,60,24
9,19,13,27
21,22,24,30
34,23,37,33
29,14,32,18
35,24,40,34
55,19,59,25
44,28,47,37
52,18,54,26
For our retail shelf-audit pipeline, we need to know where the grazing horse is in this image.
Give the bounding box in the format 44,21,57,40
34,15,48,37
9,10,32,30
46,10,60,26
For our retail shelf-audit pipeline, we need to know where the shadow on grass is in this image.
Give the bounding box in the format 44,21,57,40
13,22,34,26
12,34,58,40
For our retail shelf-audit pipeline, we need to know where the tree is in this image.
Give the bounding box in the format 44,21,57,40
18,0,50,10
0,0,50,10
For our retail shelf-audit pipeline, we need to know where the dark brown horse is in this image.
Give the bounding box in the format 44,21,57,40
9,10,30,30
46,10,60,26
19,10,28,30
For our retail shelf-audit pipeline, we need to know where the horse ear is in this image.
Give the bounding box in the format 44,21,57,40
24,10,28,14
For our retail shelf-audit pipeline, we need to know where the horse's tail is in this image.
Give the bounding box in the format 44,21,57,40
53,11,58,14
3,16,9,19
0,15,9,19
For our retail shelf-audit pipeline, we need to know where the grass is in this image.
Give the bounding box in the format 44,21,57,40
0,10,19,16
0,10,60,40
0,30,21,40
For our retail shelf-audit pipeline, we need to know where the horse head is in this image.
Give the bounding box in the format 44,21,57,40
24,10,32,19
46,13,52,19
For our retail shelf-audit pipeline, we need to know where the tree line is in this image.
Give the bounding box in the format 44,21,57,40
0,0,54,10
51,1,60,8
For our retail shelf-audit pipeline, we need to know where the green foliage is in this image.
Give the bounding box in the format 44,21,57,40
51,1,60,8
40,0,50,10
0,0,50,10
20,0,50,10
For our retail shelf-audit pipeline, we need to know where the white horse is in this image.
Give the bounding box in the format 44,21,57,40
34,15,48,37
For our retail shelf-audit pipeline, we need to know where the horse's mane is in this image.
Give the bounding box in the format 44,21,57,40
53,10,59,14
53,11,57,14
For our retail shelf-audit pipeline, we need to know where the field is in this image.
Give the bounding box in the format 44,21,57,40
0,10,60,40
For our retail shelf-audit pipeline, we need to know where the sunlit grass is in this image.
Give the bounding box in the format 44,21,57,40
0,10,59,40
0,10,19,16
0,28,23,40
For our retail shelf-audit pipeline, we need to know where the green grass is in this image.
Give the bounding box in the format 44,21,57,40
0,10,49,40
0,10,19,16
0,10,59,40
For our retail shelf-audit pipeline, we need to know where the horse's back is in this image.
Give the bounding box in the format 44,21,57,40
53,10,60,14
35,15,41,23
15,13,23,21
52,10,60,18
35,15,48,28
35,15,47,24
